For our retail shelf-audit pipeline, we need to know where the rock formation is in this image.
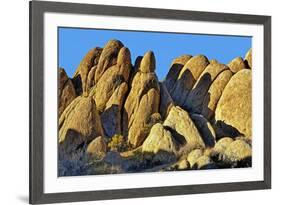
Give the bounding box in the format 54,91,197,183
58,40,252,176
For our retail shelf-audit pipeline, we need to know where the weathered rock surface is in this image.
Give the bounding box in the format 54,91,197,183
185,61,228,113
190,114,216,147
213,137,234,155
228,57,247,73
94,39,124,83
87,136,107,156
101,82,128,137
75,47,102,94
123,51,160,147
59,96,104,144
159,82,174,119
163,55,192,93
223,139,252,162
142,123,177,155
94,47,131,112
201,69,233,120
215,69,252,138
58,68,77,116
163,106,205,152
245,48,252,69
187,149,203,168
171,55,209,107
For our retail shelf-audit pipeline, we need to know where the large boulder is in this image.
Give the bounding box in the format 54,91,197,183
74,47,102,94
123,51,160,147
190,114,216,147
163,55,192,93
59,96,104,144
58,68,77,116
228,57,247,73
215,69,252,138
142,123,177,155
184,61,228,113
163,106,205,152
93,47,131,112
94,39,124,83
201,69,233,120
100,82,128,137
171,55,209,107
223,139,252,162
86,136,107,157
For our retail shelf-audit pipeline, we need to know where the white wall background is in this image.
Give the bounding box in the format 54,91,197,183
0,0,279,204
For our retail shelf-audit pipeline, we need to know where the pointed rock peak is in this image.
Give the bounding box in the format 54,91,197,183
140,51,156,73
117,47,131,66
245,48,252,69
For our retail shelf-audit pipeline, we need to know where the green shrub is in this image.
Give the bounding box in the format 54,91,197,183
108,134,128,152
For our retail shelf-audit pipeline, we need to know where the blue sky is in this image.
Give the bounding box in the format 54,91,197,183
59,27,251,80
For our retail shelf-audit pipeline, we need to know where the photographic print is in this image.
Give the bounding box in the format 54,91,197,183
58,28,252,176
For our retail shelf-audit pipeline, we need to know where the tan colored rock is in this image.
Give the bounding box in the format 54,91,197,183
94,47,131,112
159,82,174,119
215,69,252,138
195,155,213,169
87,136,107,156
76,47,102,94
139,51,156,73
101,83,128,137
171,55,209,106
123,51,160,147
228,57,247,73
190,114,216,147
94,39,124,83
224,139,252,162
127,88,160,147
142,123,177,154
163,106,205,151
177,159,190,170
58,68,77,116
86,66,97,92
163,55,192,93
187,149,203,167
201,69,233,120
213,137,234,154
245,48,252,69
185,62,228,113
59,96,104,143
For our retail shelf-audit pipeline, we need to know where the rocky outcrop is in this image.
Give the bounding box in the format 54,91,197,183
163,55,192,94
215,69,252,138
142,123,177,155
163,106,205,152
58,39,252,175
190,114,216,147
59,96,104,144
201,69,233,120
223,139,251,162
94,40,124,83
184,61,228,113
74,47,103,94
58,68,77,116
170,55,209,107
123,51,160,147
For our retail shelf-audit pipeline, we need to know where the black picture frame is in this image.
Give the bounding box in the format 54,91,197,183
29,0,271,204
